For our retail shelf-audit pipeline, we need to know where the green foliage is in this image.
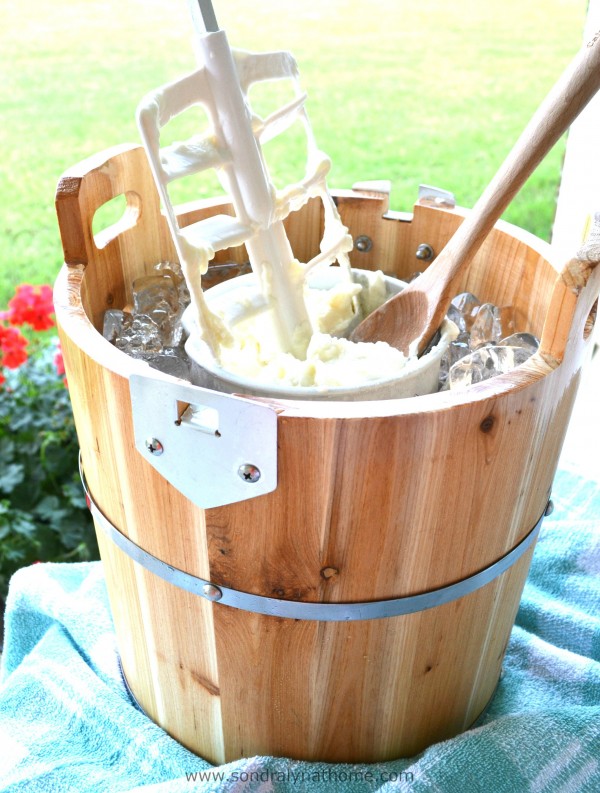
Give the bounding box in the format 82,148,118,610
0,339,98,601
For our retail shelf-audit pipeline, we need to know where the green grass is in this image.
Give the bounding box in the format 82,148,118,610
0,0,587,306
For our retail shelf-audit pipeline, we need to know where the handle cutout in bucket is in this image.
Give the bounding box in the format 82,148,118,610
92,191,141,249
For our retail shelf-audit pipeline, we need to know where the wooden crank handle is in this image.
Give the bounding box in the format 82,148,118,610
55,143,159,267
539,211,600,364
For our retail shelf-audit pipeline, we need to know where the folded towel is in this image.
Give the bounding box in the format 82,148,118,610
1,466,598,792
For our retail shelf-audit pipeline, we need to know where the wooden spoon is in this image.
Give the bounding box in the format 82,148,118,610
351,30,600,355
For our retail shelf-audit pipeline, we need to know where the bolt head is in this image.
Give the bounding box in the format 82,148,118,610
545,499,555,516
355,235,373,253
415,243,434,261
145,437,164,456
238,463,261,483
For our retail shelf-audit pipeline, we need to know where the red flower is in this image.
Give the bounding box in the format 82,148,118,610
5,284,55,331
0,324,29,370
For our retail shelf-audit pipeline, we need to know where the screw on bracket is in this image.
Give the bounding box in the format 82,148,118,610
145,437,164,456
238,463,261,483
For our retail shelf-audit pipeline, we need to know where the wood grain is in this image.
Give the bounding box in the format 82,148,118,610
54,144,600,763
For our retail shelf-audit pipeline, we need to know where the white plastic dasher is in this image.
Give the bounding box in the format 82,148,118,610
136,0,354,358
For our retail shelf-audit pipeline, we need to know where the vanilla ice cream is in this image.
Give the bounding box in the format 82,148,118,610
184,268,458,399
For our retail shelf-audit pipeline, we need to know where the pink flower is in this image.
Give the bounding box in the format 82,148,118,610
54,345,65,376
53,344,68,387
5,284,55,331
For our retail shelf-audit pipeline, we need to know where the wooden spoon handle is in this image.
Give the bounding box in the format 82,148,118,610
416,29,600,348
456,31,600,256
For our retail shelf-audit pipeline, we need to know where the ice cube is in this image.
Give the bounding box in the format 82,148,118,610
133,274,180,315
469,303,503,348
115,314,163,354
448,345,534,390
135,347,191,379
449,336,471,366
499,332,539,355
131,273,189,347
497,305,516,340
447,292,481,333
103,309,125,343
154,261,190,307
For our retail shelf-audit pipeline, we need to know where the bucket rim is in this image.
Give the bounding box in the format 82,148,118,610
54,261,556,420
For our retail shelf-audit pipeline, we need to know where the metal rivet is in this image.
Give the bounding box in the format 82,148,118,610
238,463,261,483
415,243,434,261
355,235,373,253
545,500,554,516
202,583,223,601
145,437,164,456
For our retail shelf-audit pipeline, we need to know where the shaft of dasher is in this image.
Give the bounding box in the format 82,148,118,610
190,2,312,357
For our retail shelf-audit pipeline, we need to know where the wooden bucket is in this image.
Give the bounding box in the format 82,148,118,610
54,143,599,764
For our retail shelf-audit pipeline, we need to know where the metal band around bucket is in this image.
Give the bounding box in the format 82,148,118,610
80,458,547,622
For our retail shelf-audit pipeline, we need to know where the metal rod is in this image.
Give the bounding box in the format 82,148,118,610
195,0,219,32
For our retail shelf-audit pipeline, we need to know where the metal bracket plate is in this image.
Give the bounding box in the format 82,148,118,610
129,373,277,508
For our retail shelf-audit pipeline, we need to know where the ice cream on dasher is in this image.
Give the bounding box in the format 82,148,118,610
136,16,452,395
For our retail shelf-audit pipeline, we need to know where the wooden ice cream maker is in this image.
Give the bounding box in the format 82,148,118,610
54,140,600,763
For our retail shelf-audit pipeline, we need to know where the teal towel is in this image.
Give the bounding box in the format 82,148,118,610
1,466,599,792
